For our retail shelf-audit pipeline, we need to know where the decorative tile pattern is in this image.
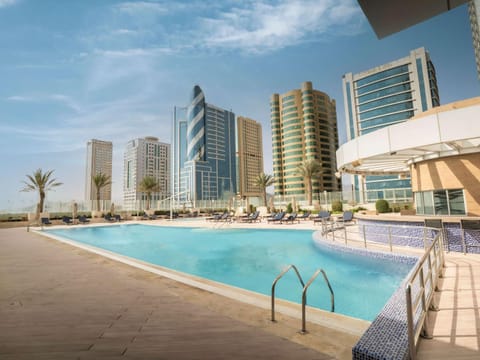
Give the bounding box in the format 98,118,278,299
357,219,480,254
312,233,419,360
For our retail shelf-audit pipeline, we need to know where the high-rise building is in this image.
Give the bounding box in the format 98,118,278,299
123,136,170,210
173,85,237,206
85,139,113,203
469,0,480,79
270,81,340,198
342,47,440,202
236,116,264,198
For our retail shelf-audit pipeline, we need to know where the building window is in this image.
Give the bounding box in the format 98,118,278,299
415,189,466,216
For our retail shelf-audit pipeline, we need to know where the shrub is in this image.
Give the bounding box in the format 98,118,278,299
331,200,343,213
376,199,390,213
286,203,293,213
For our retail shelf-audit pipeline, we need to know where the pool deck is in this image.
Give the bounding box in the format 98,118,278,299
2,219,479,359
0,225,359,360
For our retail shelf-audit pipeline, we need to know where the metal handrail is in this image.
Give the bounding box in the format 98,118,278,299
271,265,305,322
325,222,441,252
301,268,334,333
405,231,444,360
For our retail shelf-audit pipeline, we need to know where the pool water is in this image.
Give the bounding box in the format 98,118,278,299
46,224,413,321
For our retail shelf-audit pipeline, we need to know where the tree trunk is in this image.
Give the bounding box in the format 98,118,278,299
39,192,45,213
307,178,313,206
146,193,150,210
263,190,267,207
96,188,101,211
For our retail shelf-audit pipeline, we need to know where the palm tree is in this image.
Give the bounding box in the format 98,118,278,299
21,169,63,214
255,173,274,207
295,159,322,206
92,172,112,211
139,176,160,211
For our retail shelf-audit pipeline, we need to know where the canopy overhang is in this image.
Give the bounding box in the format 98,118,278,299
357,0,468,39
337,98,480,175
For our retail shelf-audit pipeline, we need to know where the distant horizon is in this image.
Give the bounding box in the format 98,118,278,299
1,0,478,211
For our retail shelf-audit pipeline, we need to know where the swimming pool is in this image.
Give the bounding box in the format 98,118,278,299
46,224,414,321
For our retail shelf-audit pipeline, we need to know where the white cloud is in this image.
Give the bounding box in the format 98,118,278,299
0,0,18,8
5,94,82,112
197,0,364,53
115,1,168,15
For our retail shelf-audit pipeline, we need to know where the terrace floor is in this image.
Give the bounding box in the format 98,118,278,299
0,226,357,360
1,221,479,359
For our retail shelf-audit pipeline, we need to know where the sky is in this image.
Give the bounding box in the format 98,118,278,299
0,0,478,211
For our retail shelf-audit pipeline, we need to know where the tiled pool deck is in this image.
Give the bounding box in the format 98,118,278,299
1,220,479,359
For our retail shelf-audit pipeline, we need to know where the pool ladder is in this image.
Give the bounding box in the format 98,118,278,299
271,264,334,333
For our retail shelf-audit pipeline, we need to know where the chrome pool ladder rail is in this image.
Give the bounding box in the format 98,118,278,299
271,264,305,322
271,265,335,333
301,268,334,333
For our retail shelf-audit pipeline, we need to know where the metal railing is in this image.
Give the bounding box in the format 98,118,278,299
405,231,444,360
301,269,334,333
271,265,305,322
322,221,439,252
271,264,334,333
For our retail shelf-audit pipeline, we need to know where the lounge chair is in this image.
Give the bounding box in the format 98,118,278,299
298,211,311,220
337,211,355,226
206,212,224,221
149,214,157,220
62,216,73,225
114,214,123,222
267,211,285,223
41,217,52,225
218,212,232,222
282,212,299,224
313,211,331,224
242,211,260,223
104,214,116,222
78,215,90,224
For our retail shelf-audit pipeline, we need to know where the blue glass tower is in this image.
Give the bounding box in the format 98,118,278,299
173,85,237,206
342,48,440,203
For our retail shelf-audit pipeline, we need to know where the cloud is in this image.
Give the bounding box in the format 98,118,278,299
0,0,18,8
115,1,168,15
197,0,364,53
5,94,82,112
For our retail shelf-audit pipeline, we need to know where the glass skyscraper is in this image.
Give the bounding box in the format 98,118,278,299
342,47,440,203
173,85,237,206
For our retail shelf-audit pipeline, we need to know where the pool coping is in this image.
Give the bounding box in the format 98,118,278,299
33,225,370,338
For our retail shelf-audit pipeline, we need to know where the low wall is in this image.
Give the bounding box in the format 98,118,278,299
355,214,480,254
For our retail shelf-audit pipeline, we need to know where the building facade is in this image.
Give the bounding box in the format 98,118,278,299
123,137,170,210
236,116,264,198
173,85,237,206
85,139,113,204
342,47,440,203
469,0,480,79
270,81,340,199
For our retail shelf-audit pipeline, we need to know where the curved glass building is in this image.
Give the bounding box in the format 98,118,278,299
173,85,237,206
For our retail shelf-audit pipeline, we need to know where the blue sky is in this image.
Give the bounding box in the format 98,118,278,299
0,0,478,211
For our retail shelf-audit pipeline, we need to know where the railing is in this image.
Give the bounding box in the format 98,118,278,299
322,221,438,252
271,264,334,333
271,265,305,322
405,231,444,360
301,269,334,333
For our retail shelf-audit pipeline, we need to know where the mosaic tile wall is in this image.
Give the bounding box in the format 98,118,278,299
357,219,480,254
312,232,428,360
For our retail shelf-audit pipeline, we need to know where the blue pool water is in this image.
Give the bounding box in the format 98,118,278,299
46,224,413,321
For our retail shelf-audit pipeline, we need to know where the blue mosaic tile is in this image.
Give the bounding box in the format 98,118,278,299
312,233,422,360
357,219,480,254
